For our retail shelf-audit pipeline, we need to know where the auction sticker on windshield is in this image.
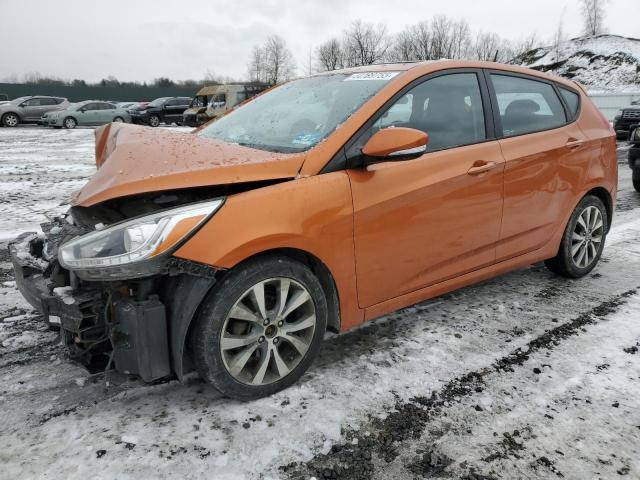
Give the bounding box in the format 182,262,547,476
344,72,400,81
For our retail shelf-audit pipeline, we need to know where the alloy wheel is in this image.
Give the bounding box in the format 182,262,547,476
149,115,160,127
4,114,18,127
64,118,76,129
220,277,316,386
571,205,604,268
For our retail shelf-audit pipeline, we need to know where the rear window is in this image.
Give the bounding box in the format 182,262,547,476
559,87,580,119
491,74,566,137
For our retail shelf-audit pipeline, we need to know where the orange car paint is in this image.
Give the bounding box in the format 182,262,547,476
75,60,616,333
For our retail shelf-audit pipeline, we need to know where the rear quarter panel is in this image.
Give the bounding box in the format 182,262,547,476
173,171,363,330
576,91,618,215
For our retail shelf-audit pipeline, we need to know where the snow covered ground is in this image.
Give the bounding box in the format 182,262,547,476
0,126,639,480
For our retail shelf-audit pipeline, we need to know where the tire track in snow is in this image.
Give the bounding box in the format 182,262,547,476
285,288,638,480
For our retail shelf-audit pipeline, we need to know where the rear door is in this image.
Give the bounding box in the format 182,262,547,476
348,70,505,308
487,71,590,261
98,102,116,123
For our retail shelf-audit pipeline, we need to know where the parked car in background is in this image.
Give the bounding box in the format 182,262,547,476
0,96,69,127
613,100,640,139
117,102,137,110
42,100,131,129
183,84,268,127
10,61,616,400
0,93,9,106
130,96,191,127
629,125,640,192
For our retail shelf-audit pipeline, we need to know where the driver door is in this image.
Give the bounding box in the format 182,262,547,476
348,71,505,308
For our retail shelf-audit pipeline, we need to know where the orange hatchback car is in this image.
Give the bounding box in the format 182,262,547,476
11,61,616,399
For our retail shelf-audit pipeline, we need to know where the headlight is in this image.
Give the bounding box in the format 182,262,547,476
58,199,223,278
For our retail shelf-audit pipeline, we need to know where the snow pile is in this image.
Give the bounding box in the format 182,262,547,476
512,35,640,92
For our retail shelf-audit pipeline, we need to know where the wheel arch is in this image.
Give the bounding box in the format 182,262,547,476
2,111,21,123
63,115,78,127
226,247,341,334
170,247,341,382
584,186,613,233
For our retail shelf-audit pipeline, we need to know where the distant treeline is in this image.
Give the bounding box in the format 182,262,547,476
0,75,237,102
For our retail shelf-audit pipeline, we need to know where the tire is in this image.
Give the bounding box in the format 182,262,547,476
63,117,77,129
148,115,160,127
633,170,640,193
113,116,124,123
191,255,328,400
2,112,19,127
545,195,608,278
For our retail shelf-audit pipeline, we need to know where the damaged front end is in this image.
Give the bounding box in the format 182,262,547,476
9,197,223,382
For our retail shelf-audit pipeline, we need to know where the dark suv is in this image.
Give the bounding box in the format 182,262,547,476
613,101,640,140
129,96,192,127
628,125,640,192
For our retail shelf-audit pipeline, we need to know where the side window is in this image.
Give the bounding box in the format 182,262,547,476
491,74,566,137
559,87,580,120
100,103,115,110
83,103,98,111
211,93,226,107
372,73,486,151
23,98,41,106
40,98,57,106
165,99,176,106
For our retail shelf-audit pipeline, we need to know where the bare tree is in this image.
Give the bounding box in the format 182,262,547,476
247,45,267,83
472,32,502,62
388,30,417,62
552,17,566,62
580,0,610,36
316,38,344,71
263,35,296,84
342,20,391,67
409,21,432,60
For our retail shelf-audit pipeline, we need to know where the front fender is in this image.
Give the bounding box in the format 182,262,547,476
173,171,364,330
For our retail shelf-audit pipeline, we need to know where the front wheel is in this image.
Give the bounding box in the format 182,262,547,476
148,115,160,127
2,113,19,127
633,170,640,192
191,256,327,400
63,117,77,129
545,195,608,278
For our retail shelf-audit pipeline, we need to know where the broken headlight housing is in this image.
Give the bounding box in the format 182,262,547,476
58,199,223,280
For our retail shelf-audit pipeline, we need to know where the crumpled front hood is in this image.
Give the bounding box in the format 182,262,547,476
72,123,305,206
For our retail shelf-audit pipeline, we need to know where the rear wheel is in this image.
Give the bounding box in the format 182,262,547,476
63,117,77,129
545,195,608,278
633,170,640,192
2,113,19,127
191,256,327,400
148,115,160,127
113,116,124,123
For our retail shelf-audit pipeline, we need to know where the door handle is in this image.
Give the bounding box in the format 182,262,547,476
566,138,585,149
467,161,497,175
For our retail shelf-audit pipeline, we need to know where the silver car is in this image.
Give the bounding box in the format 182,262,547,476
0,96,69,127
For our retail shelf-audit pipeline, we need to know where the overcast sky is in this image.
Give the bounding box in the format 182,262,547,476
1,0,638,83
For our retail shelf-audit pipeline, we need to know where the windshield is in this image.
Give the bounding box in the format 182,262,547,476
11,96,30,104
148,97,171,107
197,72,399,153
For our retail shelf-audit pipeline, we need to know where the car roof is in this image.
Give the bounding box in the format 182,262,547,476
314,60,578,90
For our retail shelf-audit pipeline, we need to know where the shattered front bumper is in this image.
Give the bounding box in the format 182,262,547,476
9,226,218,383
9,233,98,329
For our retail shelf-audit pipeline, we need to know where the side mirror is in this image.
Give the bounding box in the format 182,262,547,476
361,127,428,161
